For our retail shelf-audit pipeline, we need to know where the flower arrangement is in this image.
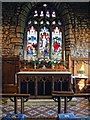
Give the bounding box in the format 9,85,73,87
30,58,38,69
77,70,85,77
22,58,61,69
38,58,60,65
77,70,85,74
30,59,38,64
49,59,59,69
49,59,60,64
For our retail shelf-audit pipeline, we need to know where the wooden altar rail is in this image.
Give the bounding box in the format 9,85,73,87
52,91,90,114
0,93,30,114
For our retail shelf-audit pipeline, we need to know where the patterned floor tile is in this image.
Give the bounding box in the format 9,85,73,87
1,98,90,118
28,110,39,116
37,106,48,111
46,110,56,115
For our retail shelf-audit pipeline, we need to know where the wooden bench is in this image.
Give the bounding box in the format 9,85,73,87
52,91,90,114
0,93,30,114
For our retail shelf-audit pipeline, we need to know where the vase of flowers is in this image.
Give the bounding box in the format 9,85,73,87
52,64,55,69
77,70,85,77
30,58,38,69
49,59,57,69
23,60,27,69
34,63,36,69
34,59,38,69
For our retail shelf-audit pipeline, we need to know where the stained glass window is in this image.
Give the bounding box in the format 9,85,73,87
34,10,38,17
40,11,44,17
26,3,63,61
46,10,50,17
39,26,50,58
52,27,62,60
27,26,38,60
52,11,56,17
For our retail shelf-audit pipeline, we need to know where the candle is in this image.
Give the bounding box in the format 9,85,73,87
64,50,65,65
24,51,26,60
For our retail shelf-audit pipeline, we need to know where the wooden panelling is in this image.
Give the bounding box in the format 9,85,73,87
2,84,17,93
2,56,19,93
16,72,72,98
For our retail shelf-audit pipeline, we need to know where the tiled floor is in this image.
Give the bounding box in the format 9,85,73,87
0,98,90,119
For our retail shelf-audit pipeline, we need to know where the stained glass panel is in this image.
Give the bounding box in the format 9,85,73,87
52,11,56,17
46,21,50,25
51,26,62,60
27,26,38,60
26,3,63,61
28,20,31,25
52,21,56,25
34,10,38,17
39,26,50,58
40,10,44,17
46,10,50,17
58,20,62,26
34,21,38,24
40,20,44,25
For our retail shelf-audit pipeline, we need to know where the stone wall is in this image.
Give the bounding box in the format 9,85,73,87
2,2,89,60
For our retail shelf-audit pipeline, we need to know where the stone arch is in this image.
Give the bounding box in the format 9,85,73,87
17,2,37,57
2,2,75,58
18,2,75,60
57,3,76,57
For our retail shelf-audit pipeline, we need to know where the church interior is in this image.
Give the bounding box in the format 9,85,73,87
0,2,90,120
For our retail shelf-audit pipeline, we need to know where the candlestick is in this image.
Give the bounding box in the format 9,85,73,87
24,51,26,60
64,50,65,66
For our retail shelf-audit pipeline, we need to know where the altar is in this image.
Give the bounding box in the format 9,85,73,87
15,70,72,98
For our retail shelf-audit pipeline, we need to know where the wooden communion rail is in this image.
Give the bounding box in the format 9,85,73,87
52,91,90,113
0,93,30,114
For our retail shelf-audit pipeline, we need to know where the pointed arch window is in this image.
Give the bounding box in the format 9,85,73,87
26,3,63,61
27,26,38,60
52,26,62,60
39,26,50,59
